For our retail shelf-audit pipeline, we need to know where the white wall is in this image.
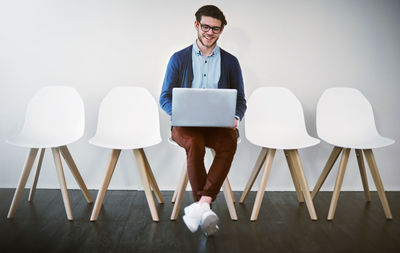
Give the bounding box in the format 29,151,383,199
1,0,399,191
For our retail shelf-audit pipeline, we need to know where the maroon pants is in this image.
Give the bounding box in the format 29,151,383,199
172,126,238,201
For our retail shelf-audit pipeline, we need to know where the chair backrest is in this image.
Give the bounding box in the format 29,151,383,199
93,87,161,147
20,86,84,145
317,87,381,142
245,87,310,147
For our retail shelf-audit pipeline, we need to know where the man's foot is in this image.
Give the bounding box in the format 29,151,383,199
200,210,219,237
182,202,210,233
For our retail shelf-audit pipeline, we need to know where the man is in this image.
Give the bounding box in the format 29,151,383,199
159,5,246,236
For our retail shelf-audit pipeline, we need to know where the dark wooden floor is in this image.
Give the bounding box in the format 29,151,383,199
0,189,399,253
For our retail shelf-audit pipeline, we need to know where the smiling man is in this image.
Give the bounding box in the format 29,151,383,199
160,5,246,236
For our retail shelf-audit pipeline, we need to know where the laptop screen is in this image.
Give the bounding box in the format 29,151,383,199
172,88,237,127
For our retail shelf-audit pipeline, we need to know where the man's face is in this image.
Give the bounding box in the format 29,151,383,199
195,16,223,49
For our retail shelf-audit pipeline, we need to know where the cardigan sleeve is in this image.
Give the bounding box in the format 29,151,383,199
231,57,247,120
159,53,180,116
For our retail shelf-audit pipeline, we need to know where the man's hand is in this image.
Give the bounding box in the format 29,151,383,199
233,118,238,129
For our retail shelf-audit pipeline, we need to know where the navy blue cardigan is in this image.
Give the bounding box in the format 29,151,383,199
159,45,247,120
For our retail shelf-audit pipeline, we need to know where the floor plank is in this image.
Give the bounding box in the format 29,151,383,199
0,189,399,253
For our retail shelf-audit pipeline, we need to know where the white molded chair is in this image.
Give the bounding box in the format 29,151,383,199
169,138,239,221
312,87,394,220
89,87,164,222
7,86,93,221
240,87,320,221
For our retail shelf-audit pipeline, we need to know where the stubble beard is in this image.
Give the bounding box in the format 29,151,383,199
198,33,218,49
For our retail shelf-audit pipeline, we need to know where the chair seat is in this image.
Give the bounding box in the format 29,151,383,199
248,134,320,150
322,135,395,149
89,135,161,150
7,134,80,148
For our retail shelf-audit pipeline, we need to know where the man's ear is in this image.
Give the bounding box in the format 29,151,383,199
194,20,199,30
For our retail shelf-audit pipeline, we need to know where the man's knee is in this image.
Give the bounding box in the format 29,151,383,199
214,142,237,158
215,131,237,154
184,136,206,155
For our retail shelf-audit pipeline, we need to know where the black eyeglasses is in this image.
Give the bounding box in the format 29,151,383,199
199,22,222,34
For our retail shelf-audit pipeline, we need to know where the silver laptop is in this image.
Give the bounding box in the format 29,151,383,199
172,88,237,127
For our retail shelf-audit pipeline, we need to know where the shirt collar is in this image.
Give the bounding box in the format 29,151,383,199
193,40,220,57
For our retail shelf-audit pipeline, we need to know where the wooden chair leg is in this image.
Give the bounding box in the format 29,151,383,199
284,149,304,203
327,148,350,220
133,149,159,222
250,149,276,221
311,146,343,199
172,162,187,204
28,148,45,202
239,148,268,203
289,150,318,220
7,148,39,219
355,149,371,201
139,148,164,204
90,149,121,221
52,147,73,221
170,161,188,220
222,177,238,220
60,146,93,203
363,149,392,219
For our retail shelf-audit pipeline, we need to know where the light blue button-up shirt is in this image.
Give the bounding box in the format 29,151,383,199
191,40,221,89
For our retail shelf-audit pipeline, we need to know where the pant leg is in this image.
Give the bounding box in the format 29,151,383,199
171,127,207,201
200,127,238,201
